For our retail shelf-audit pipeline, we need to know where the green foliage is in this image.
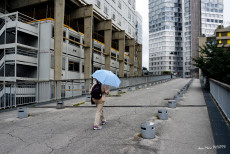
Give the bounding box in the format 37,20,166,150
193,43,230,85
162,71,171,75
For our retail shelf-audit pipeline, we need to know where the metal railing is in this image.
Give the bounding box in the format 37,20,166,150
0,75,171,110
0,12,38,28
0,20,5,31
209,79,230,122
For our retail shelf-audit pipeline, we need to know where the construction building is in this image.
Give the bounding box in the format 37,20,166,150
0,0,142,107
0,0,142,83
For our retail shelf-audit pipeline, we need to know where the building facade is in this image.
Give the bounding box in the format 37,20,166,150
216,26,230,47
149,0,184,77
149,0,223,77
0,0,143,107
135,11,143,44
201,0,224,36
85,0,137,39
0,0,143,83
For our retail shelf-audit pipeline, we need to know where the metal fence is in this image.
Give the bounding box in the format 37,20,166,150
209,79,230,122
0,75,171,110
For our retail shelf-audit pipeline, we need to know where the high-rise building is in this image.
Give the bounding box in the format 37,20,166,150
149,0,184,77
135,11,143,44
201,0,224,36
149,0,223,78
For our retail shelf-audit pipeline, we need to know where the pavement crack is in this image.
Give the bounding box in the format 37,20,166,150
45,143,55,154
7,129,26,143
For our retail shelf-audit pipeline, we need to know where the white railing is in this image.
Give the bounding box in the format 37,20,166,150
0,75,172,110
0,20,5,30
0,12,38,27
209,79,230,122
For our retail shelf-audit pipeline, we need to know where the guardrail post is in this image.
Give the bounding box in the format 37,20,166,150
84,79,87,95
72,80,74,97
10,85,12,108
3,83,6,109
14,83,16,107
55,81,57,101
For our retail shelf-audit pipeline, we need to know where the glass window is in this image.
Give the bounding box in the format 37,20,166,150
219,40,222,44
96,0,101,8
118,1,122,9
104,6,108,15
112,13,116,21
69,61,79,72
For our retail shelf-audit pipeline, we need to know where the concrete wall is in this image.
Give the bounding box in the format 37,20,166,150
39,22,52,80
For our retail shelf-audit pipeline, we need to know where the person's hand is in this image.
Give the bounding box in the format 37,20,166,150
105,90,110,95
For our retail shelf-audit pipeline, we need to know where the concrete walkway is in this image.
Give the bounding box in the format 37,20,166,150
0,79,216,154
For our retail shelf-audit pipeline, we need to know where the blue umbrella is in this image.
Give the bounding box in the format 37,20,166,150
91,70,121,88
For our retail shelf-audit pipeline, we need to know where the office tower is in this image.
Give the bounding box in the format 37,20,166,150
136,11,143,44
201,0,224,36
149,0,184,77
149,0,223,77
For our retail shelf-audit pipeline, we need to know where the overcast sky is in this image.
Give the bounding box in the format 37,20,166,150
136,0,230,69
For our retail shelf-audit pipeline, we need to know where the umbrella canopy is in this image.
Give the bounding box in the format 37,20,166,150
91,70,121,88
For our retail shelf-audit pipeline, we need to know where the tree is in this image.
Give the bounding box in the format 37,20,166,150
193,43,230,85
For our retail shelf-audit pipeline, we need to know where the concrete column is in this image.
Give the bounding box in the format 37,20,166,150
118,38,125,78
112,31,125,78
128,39,135,77
84,15,93,80
71,5,93,91
54,0,65,100
96,20,112,70
104,29,112,70
137,44,142,77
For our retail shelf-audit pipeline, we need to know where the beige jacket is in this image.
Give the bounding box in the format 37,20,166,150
90,82,109,103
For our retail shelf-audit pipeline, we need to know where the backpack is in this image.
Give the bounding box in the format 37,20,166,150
91,83,102,99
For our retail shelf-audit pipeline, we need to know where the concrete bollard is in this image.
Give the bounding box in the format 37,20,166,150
141,121,155,139
56,100,64,109
117,89,122,94
168,100,176,108
174,95,180,102
178,91,183,97
17,107,28,119
86,95,91,102
158,109,168,120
